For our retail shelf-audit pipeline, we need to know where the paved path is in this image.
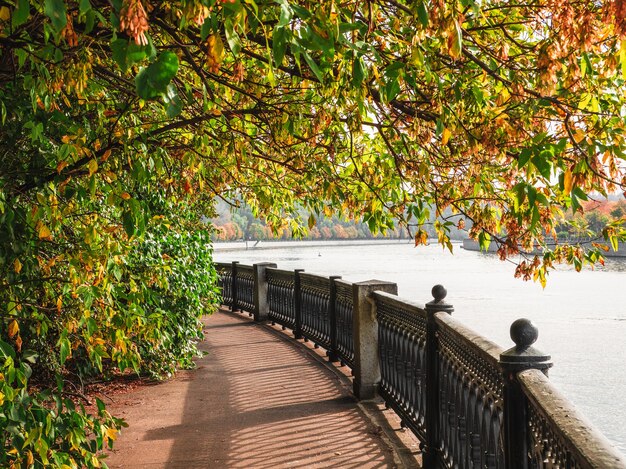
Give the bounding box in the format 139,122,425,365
105,310,418,468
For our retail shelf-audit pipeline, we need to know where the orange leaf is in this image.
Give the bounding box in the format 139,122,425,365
15,335,22,352
120,192,131,200
563,169,573,194
441,128,452,145
13,258,22,273
38,224,52,240
8,320,19,338
57,161,69,173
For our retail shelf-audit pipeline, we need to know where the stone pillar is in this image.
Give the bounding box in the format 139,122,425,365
352,280,398,400
500,319,552,469
253,262,277,322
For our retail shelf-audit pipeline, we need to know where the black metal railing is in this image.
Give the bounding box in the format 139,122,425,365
435,313,504,469
375,291,428,441
299,273,332,350
335,279,354,368
215,260,626,469
234,264,254,314
215,262,234,307
266,267,297,330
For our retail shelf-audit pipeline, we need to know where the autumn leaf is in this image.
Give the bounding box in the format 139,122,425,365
206,34,224,73
38,224,52,240
441,128,452,145
563,169,573,194
105,427,118,441
57,160,69,173
88,159,98,176
8,319,19,338
13,258,22,273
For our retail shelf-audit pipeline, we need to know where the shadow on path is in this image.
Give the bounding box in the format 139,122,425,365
105,310,403,468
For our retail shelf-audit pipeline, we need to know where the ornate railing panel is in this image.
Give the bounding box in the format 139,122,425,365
215,259,626,468
374,291,428,441
335,280,354,368
520,369,626,469
215,262,233,307
436,313,505,469
299,273,332,349
266,268,296,330
235,264,254,314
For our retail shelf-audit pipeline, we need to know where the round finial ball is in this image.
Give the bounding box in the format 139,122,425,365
510,318,539,348
431,284,447,302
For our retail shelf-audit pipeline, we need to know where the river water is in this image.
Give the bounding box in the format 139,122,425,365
214,240,626,452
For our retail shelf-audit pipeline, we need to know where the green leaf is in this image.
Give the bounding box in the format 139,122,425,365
303,52,324,82
135,51,179,100
518,148,531,169
111,38,151,72
122,210,135,237
478,231,491,252
352,57,366,87
44,0,67,32
417,2,429,27
164,84,183,118
225,19,242,55
273,26,288,67
13,0,30,27
59,337,70,365
79,0,91,14
277,0,293,27
0,339,16,359
385,78,401,102
531,151,552,179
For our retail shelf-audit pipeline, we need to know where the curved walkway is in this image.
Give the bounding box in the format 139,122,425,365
104,309,420,468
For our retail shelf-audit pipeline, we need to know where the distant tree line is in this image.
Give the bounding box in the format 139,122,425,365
210,201,470,242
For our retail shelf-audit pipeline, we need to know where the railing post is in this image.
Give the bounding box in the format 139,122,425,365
423,285,454,469
253,262,277,322
499,319,552,469
231,261,239,312
294,269,304,339
352,280,397,400
328,275,342,363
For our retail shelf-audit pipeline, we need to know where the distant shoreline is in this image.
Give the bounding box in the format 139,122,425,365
212,238,442,252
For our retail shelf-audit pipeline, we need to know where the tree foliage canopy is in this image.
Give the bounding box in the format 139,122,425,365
2,0,626,465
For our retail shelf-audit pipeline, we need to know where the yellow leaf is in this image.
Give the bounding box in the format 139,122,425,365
0,7,10,21
563,169,573,194
105,427,118,441
26,450,34,466
206,34,224,73
0,392,4,405
13,258,22,273
57,296,63,313
441,128,452,145
38,224,52,239
88,159,98,176
8,320,19,338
